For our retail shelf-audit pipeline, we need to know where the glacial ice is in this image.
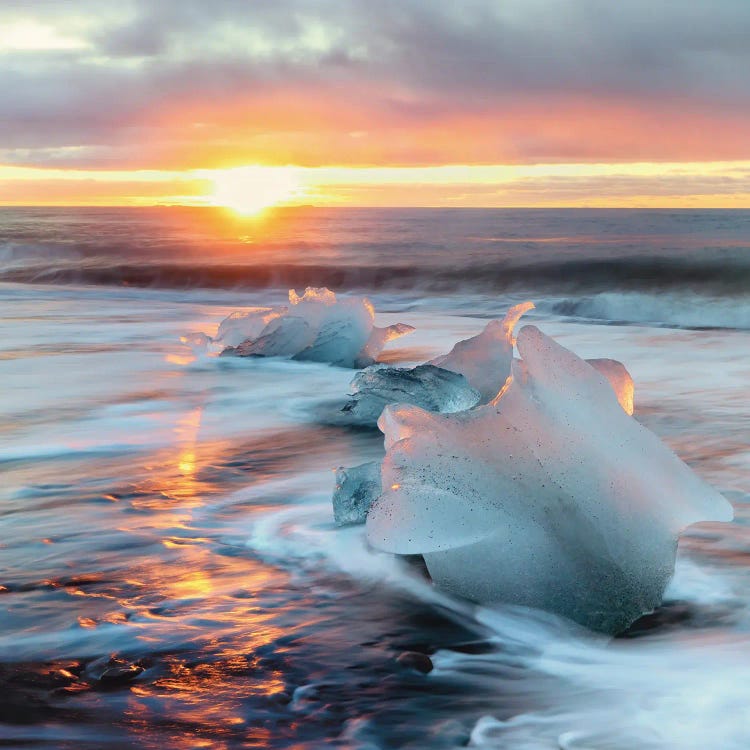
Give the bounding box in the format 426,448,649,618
218,288,414,368
332,461,382,526
424,300,633,410
429,301,534,402
366,324,733,633
215,308,283,348
587,357,635,415
358,322,416,366
341,364,480,427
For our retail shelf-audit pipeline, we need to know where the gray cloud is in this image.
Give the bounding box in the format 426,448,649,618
1,0,750,167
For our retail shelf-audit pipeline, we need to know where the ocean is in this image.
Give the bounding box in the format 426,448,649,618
1,206,749,749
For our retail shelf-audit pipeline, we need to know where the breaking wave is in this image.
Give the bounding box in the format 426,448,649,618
550,292,750,330
2,256,750,297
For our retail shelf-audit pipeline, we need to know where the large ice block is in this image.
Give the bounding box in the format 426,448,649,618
367,325,732,633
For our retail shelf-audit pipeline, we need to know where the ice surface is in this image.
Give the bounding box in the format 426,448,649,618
215,308,283,348
429,301,534,401
218,288,414,367
359,322,416,366
341,364,480,427
332,461,382,526
179,331,213,352
367,324,733,633
235,315,312,358
587,357,635,415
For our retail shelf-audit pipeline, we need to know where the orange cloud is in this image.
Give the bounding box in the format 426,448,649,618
120,92,750,172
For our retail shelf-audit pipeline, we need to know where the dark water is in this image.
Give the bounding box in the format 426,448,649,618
1,207,749,748
2,206,750,297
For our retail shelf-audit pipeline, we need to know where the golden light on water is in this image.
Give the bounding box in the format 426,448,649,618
209,166,304,215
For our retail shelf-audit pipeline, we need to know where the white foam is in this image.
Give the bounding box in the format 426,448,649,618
554,291,750,330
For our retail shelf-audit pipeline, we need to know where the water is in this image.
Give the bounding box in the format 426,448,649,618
1,207,749,748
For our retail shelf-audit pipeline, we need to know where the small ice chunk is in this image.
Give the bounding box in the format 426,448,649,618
332,461,382,526
180,332,213,352
341,364,481,427
367,324,733,633
587,357,635,415
217,288,413,368
429,301,534,402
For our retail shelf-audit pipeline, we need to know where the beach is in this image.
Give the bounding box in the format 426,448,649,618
1,206,749,748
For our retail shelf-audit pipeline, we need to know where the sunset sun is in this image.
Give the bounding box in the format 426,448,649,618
209,166,304,215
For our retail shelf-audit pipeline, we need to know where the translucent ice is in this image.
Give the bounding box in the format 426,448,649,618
218,288,414,368
587,357,635,415
429,301,534,402
332,461,382,526
341,364,480,427
215,308,283,348
367,325,733,633
424,299,631,409
358,322,416,366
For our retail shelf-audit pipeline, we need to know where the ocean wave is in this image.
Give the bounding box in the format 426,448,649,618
550,292,750,330
2,255,750,296
0,241,82,267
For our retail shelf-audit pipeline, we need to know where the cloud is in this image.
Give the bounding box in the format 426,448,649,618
1,0,750,168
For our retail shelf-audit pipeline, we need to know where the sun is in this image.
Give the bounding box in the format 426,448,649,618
209,166,304,215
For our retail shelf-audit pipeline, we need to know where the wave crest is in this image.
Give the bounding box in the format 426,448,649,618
550,292,750,330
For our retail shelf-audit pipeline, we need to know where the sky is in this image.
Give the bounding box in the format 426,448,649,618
1,0,750,208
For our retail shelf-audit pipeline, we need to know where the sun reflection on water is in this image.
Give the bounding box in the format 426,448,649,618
3,370,377,746
93,401,304,743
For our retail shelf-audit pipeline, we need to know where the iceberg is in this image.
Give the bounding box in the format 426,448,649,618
341,364,480,427
332,461,382,526
428,301,534,402
218,288,414,368
366,324,732,633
